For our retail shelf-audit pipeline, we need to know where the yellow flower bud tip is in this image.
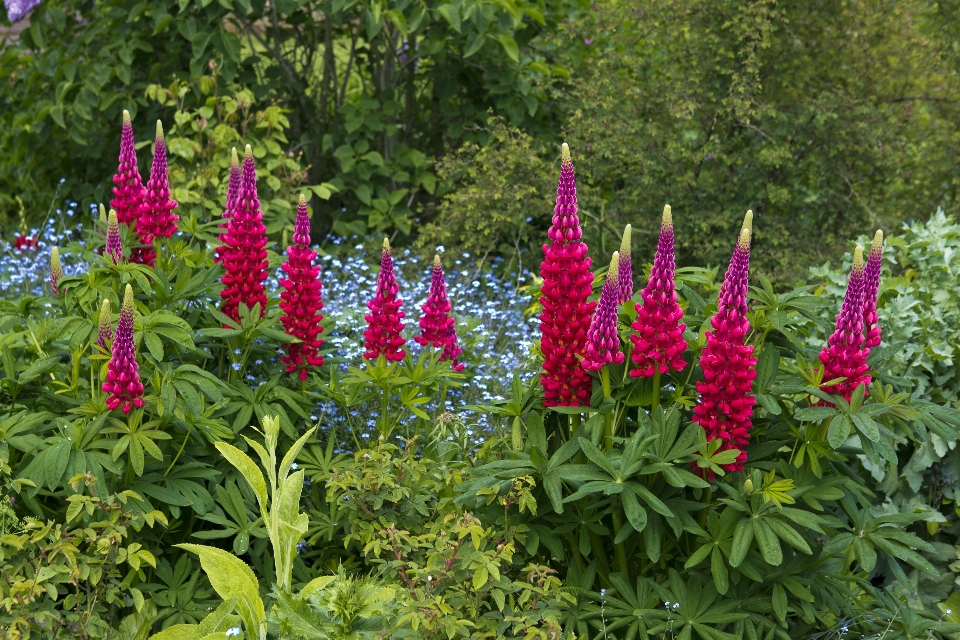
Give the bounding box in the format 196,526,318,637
99,203,107,223
155,120,164,141
561,142,571,164
434,254,441,267
51,246,60,263
853,244,864,271
231,147,240,168
662,204,673,228
607,251,620,282
873,229,883,250
738,227,751,250
298,193,307,206
108,209,118,226
382,237,390,252
743,478,754,493
620,224,632,256
123,283,135,309
245,144,254,159
101,298,111,314
122,109,131,124
742,210,753,233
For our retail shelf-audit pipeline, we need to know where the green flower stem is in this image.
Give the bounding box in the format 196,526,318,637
601,366,613,451
652,369,661,413
612,507,630,575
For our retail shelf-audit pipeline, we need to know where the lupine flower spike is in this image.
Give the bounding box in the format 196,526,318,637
97,299,113,350
539,143,595,406
99,203,108,224
215,147,242,264
133,120,179,266
618,224,633,304
693,212,757,474
819,245,871,402
416,254,464,371
583,252,626,371
102,284,145,414
220,145,270,322
50,247,63,294
111,110,145,226
105,210,123,264
363,238,407,362
863,230,884,350
279,195,325,381
631,205,687,377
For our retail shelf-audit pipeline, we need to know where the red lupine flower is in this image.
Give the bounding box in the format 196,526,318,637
819,245,871,402
50,247,63,295
863,230,883,350
416,254,464,371
539,143,595,406
279,195,325,381
583,251,626,371
220,145,270,322
630,205,687,377
13,234,37,251
363,238,407,362
102,284,145,414
693,212,756,473
111,110,145,226
97,298,113,350
132,121,179,266
215,147,241,265
105,209,123,264
618,224,633,304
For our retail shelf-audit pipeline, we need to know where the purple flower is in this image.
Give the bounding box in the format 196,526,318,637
102,285,145,414
105,210,123,264
49,247,63,295
617,224,632,304
4,0,41,23
863,230,883,350
97,299,113,350
582,251,625,371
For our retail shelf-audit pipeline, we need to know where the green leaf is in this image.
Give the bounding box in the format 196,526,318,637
621,489,648,533
495,34,520,63
794,406,838,422
772,583,787,621
436,4,461,32
827,415,852,449
215,442,268,518
729,517,753,567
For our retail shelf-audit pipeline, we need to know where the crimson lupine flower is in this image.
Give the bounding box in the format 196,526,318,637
50,247,63,294
693,213,756,473
618,224,633,304
863,230,883,350
279,195,325,381
215,147,241,264
133,121,179,266
97,299,113,350
630,205,687,377
102,284,145,414
13,235,37,251
539,143,595,406
583,252,626,371
220,145,270,322
416,254,464,371
819,245,871,401
363,238,407,362
111,110,145,227
105,210,123,264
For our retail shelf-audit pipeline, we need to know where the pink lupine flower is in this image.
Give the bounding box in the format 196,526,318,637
220,145,270,322
279,195,325,381
618,224,633,304
630,205,687,377
416,254,464,371
105,210,123,264
133,121,179,266
97,299,113,350
215,147,241,265
539,143,595,406
863,230,883,350
363,238,407,362
693,212,756,473
110,110,145,227
102,284,145,414
583,252,626,371
50,247,63,294
819,245,871,402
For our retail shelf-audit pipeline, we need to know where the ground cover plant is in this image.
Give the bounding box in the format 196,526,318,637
2,116,960,640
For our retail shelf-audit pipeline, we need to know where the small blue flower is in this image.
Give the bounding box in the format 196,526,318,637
225,628,241,638
232,362,242,371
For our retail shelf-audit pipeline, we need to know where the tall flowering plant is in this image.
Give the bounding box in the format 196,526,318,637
416,255,464,371
279,195,325,381
102,284,145,414
133,121,179,266
97,299,113,350
111,110,145,227
215,147,241,265
49,247,63,294
582,252,625,372
105,210,123,265
618,224,633,304
819,245,871,401
539,143,595,407
692,213,756,473
363,239,407,362
863,230,884,350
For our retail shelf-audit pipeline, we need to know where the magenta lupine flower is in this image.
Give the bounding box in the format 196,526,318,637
539,143,595,406
110,110,145,227
630,205,687,377
863,230,884,350
133,121,179,266
693,213,756,473
416,254,464,371
105,210,123,264
220,145,270,322
50,247,63,294
102,284,145,414
97,299,113,350
279,195,325,381
583,252,626,371
215,147,241,265
363,238,407,362
819,245,871,402
618,224,633,304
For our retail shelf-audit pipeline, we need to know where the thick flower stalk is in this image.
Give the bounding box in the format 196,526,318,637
50,247,63,294
105,210,123,264
539,143,595,406
102,284,145,414
133,121,179,266
97,299,113,350
110,110,145,226
220,145,270,322
630,205,687,378
693,213,756,473
215,147,242,264
279,195,325,381
583,252,626,371
416,254,464,371
618,224,633,304
863,230,884,350
819,245,871,401
363,238,407,362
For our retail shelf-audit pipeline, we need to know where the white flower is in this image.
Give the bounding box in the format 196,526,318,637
225,628,241,637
